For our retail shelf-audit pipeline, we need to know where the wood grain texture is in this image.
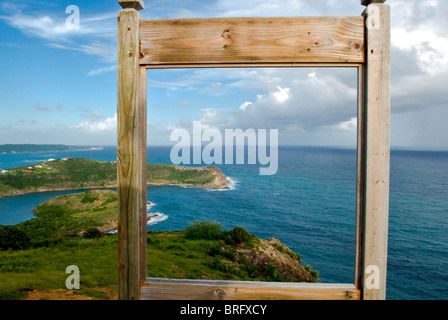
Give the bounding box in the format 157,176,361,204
362,4,391,300
138,66,147,283
145,63,363,69
355,64,367,290
139,17,365,66
117,8,141,300
140,279,360,300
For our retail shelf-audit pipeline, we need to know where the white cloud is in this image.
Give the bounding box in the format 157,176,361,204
87,65,117,76
48,42,116,63
79,42,117,63
272,86,291,104
161,67,359,147
0,13,107,41
239,102,252,111
1,14,73,41
1,9,117,63
73,113,117,133
0,8,117,40
323,117,358,131
78,107,104,120
197,109,229,130
392,28,448,74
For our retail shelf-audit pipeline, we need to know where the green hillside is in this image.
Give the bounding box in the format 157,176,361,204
0,190,318,300
0,158,229,197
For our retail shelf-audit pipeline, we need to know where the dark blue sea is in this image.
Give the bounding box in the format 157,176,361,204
0,146,447,300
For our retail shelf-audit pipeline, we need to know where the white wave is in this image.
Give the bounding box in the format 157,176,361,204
178,185,195,189
208,176,237,192
227,177,237,190
147,212,168,226
105,212,167,234
147,201,156,210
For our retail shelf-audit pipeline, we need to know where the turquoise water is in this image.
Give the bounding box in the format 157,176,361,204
0,146,447,300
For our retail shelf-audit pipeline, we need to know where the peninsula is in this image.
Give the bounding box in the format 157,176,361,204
0,158,230,197
0,144,102,154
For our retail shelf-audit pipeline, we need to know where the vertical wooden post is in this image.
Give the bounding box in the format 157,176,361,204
355,63,367,291
139,66,148,282
361,1,391,300
117,0,144,300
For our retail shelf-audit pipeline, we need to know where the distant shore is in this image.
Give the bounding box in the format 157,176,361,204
0,158,230,198
0,144,103,154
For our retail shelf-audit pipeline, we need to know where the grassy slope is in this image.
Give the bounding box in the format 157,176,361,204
0,190,318,300
0,158,226,197
18,190,118,244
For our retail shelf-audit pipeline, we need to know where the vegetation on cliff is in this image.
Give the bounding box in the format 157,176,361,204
0,158,229,197
0,190,318,300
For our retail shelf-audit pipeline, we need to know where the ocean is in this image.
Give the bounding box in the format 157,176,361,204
0,146,447,300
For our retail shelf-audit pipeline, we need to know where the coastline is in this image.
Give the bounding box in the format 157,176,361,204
0,158,231,198
0,145,104,154
0,177,232,199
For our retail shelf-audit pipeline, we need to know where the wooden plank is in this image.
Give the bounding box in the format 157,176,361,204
361,4,391,300
139,17,365,66
145,63,363,69
355,64,367,290
139,66,148,283
117,8,141,300
140,279,360,300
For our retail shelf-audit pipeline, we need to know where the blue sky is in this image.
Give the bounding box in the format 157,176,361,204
1,0,448,149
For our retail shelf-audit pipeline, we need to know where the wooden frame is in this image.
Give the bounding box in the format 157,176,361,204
117,0,390,300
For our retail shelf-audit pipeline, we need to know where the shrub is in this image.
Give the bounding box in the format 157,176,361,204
224,226,256,247
81,192,99,204
0,225,31,250
185,221,223,240
237,256,259,279
305,265,319,282
310,270,319,282
83,227,102,239
263,262,284,282
208,243,236,261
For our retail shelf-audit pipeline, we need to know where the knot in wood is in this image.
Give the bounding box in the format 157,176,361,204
215,289,226,297
352,42,362,50
222,29,231,39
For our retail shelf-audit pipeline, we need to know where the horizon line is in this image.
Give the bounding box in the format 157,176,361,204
2,143,448,152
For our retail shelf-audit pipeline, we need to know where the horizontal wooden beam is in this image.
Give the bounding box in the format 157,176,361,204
140,279,360,300
145,63,363,69
139,17,365,66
